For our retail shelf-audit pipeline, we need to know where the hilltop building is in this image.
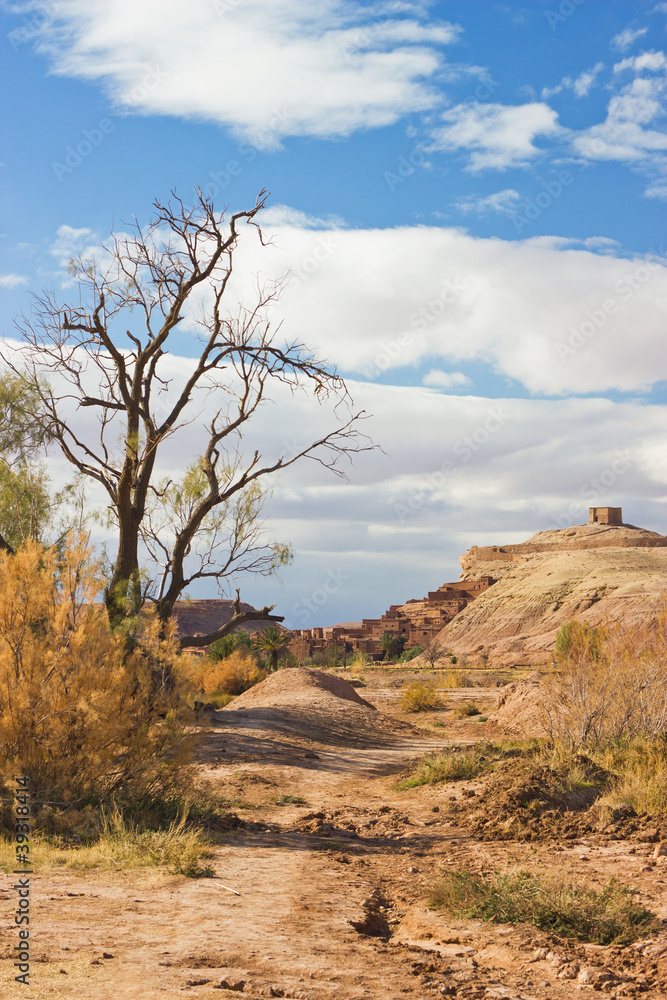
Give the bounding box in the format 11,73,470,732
589,506,623,525
289,576,495,662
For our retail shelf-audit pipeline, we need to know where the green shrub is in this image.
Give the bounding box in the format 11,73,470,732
428,869,659,945
457,700,481,717
398,747,489,788
402,645,424,662
208,629,253,662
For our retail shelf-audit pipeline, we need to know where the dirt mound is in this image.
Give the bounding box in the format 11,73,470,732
443,753,667,844
225,667,376,712
489,673,547,736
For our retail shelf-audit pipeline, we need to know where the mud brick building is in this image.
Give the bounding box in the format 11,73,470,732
589,506,623,525
289,576,496,662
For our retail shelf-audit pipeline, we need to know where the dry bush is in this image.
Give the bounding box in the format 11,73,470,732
544,611,667,748
0,534,197,822
597,737,667,817
400,678,443,713
182,649,266,697
441,668,474,688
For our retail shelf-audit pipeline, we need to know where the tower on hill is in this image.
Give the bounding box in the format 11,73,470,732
589,506,622,525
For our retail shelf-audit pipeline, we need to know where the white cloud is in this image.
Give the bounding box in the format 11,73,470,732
30,352,667,624
614,50,667,74
422,370,472,389
49,224,98,267
28,0,463,145
645,179,667,199
0,274,29,289
217,216,667,398
430,102,560,172
541,62,604,99
453,188,521,215
612,26,649,52
571,74,667,165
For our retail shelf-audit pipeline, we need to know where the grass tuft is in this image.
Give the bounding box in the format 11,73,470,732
400,679,443,713
457,700,481,717
398,747,490,788
428,868,659,945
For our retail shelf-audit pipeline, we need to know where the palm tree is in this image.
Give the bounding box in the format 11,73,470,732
380,632,396,662
252,625,286,672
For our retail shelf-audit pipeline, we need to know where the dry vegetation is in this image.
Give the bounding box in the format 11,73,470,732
0,534,235,872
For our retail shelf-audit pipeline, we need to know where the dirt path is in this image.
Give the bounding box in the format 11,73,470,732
2,686,666,999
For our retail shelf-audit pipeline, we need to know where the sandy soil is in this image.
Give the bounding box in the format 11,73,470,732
2,671,666,1000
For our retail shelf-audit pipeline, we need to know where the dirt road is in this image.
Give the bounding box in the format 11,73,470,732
2,679,666,999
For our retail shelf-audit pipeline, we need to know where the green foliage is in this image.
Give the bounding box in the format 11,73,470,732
554,621,604,662
428,869,659,945
252,624,287,671
457,700,481,717
398,747,490,788
380,631,407,661
0,462,54,549
402,645,423,661
208,629,253,662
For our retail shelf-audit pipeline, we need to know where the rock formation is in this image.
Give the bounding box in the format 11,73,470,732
438,519,667,665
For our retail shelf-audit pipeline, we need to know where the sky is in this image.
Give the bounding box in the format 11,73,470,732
1,0,666,629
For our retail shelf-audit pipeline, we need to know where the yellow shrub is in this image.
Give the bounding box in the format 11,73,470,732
400,678,443,712
0,534,197,816
182,649,266,697
545,609,667,748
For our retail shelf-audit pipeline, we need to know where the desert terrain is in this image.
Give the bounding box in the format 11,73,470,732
3,665,665,1000
431,523,667,666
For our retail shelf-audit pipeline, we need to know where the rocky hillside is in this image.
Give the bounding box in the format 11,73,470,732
436,522,667,666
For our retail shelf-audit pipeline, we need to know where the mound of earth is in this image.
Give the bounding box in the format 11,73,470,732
226,667,376,712
488,673,547,737
221,668,429,748
437,521,667,666
443,751,665,845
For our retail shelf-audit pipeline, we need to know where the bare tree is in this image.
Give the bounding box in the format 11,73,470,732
5,189,370,645
421,635,448,668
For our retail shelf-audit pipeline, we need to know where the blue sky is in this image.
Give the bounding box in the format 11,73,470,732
1,0,666,626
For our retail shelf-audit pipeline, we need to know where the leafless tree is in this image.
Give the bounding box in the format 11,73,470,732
4,189,371,646
421,635,448,668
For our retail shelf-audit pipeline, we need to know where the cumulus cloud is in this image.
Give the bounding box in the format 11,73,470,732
570,61,667,169
22,339,666,624
26,0,463,145
452,188,521,215
541,62,604,99
422,370,472,389
0,274,29,289
645,179,667,199
217,216,667,398
430,102,560,172
612,26,649,52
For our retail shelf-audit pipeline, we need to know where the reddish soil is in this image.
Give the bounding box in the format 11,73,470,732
2,669,666,999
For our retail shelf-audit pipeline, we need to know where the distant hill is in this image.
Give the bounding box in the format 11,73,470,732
436,521,667,666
